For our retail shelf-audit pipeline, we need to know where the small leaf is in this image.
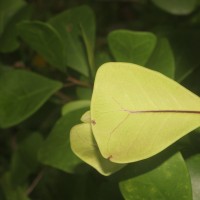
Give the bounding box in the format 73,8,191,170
49,5,95,76
17,21,65,72
186,154,200,200
119,152,192,200
0,70,62,128
91,62,200,163
80,110,91,123
39,108,89,174
151,0,197,15
108,30,157,66
62,100,90,116
70,123,125,176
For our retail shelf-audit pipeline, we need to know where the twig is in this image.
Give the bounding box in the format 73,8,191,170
26,170,44,195
65,76,91,88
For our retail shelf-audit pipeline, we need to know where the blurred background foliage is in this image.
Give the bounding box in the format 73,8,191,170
0,0,200,199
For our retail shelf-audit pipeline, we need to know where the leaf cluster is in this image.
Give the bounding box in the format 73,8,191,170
0,0,200,199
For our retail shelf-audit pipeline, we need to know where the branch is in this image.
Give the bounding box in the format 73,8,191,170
65,76,91,88
26,170,44,195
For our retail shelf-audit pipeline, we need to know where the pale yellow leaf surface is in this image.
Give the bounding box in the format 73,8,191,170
70,121,125,176
91,62,200,163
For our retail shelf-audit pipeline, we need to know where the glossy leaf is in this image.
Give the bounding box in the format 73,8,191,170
17,21,65,72
70,122,125,176
91,62,200,163
119,152,192,200
186,154,200,200
151,0,197,15
39,108,89,174
108,30,157,66
62,100,90,116
49,5,95,76
0,70,62,128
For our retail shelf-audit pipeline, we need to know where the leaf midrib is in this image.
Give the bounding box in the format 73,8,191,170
123,109,200,114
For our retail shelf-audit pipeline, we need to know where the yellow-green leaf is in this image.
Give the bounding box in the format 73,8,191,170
70,117,125,176
62,100,90,116
91,62,200,163
80,110,91,123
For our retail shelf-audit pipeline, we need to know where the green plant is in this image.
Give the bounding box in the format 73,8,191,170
0,1,200,200
71,62,200,175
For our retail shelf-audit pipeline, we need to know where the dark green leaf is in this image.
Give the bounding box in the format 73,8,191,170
76,87,93,100
0,0,25,35
97,181,124,200
169,30,200,82
186,154,200,200
181,66,200,96
108,30,176,78
80,25,96,79
108,30,157,66
0,64,12,74
10,133,43,186
146,37,175,79
76,76,93,100
30,169,79,200
39,108,90,174
49,5,95,76
0,172,30,200
0,70,62,128
119,152,192,200
0,5,32,53
17,21,66,72
95,51,112,69
169,31,200,82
